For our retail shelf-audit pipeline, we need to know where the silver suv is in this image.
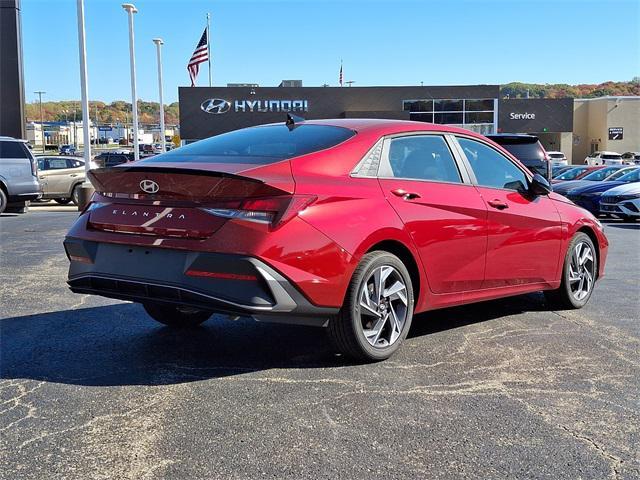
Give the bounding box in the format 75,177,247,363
0,136,41,214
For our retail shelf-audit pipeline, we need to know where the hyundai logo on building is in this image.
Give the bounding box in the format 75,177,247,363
139,179,160,194
200,98,309,114
201,98,232,114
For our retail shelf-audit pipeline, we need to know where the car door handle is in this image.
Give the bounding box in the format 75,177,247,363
488,199,509,210
69,174,78,177
39,176,46,179
391,189,421,200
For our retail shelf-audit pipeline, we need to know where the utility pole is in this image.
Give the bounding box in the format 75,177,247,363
34,90,46,152
76,0,93,209
153,38,165,152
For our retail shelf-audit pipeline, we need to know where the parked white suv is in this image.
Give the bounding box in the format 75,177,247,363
584,151,623,166
0,136,41,214
547,151,567,166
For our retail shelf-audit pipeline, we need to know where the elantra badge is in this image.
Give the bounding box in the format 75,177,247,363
201,98,231,114
140,179,159,194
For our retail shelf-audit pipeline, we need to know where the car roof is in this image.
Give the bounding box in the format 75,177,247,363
598,151,621,155
547,151,564,155
486,133,539,141
276,118,489,138
0,136,28,143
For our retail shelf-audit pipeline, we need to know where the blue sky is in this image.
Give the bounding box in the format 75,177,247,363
22,0,639,104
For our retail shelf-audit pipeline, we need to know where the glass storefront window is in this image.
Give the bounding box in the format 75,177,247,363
465,111,494,124
434,112,464,124
403,100,433,112
434,99,463,111
465,99,494,111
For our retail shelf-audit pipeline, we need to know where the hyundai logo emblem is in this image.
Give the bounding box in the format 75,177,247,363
140,179,159,194
201,98,231,114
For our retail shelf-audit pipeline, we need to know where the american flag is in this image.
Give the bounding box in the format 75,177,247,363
188,28,209,87
339,62,343,86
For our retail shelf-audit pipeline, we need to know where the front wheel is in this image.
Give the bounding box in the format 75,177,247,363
143,302,212,328
328,251,414,361
71,185,81,206
544,232,597,309
54,198,72,205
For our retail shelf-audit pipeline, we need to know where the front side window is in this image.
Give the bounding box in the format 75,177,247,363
385,135,461,183
458,137,528,191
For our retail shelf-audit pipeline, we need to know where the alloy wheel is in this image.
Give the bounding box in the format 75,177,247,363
359,265,408,348
568,241,595,301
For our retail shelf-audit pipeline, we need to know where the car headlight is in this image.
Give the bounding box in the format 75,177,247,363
584,192,603,197
619,193,640,200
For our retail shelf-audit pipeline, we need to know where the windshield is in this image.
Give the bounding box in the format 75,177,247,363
141,124,356,165
605,168,634,181
618,169,640,182
555,167,587,180
581,167,621,181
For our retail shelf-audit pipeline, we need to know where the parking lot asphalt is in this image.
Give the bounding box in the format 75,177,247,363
1,210,638,480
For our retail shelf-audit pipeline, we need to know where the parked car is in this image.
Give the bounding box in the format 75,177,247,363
599,182,640,221
565,168,640,215
92,151,135,168
0,136,41,214
584,151,623,166
552,166,631,196
36,156,85,205
486,134,551,180
59,144,77,155
64,119,609,361
621,152,640,165
552,166,603,183
547,151,567,166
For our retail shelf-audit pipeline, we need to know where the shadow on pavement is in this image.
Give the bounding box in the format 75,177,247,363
1,293,550,387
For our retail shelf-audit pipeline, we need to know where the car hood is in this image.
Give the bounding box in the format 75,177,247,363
552,180,591,194
601,182,640,196
567,181,625,195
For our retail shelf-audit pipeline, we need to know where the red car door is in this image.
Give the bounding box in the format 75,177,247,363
377,134,488,294
455,136,563,288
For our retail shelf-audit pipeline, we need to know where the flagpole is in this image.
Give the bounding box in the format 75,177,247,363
206,13,212,87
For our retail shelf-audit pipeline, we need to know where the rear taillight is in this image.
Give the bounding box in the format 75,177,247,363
203,195,316,228
30,157,37,177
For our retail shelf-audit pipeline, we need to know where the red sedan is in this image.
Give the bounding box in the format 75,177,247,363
65,119,608,361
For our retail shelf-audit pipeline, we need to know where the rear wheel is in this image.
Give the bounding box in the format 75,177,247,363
544,232,597,309
54,198,72,205
71,185,81,206
143,302,212,328
328,251,414,361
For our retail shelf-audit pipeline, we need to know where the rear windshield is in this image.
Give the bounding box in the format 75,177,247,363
602,154,622,160
0,140,31,160
493,141,545,162
142,124,356,165
549,153,565,159
555,167,587,180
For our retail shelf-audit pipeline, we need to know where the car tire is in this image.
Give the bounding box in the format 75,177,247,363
71,185,81,206
0,188,7,214
54,198,72,205
327,251,414,361
143,302,212,328
544,232,597,310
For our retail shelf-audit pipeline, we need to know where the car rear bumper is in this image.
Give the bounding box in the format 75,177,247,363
8,192,42,202
64,238,338,327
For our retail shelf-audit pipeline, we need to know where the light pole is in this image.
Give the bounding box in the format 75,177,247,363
152,38,165,153
122,3,139,161
34,91,45,152
76,0,93,209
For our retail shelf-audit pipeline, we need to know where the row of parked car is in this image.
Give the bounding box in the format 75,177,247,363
550,164,640,221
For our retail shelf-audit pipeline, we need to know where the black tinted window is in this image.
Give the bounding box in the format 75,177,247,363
141,125,355,165
0,141,30,159
387,136,461,183
495,142,545,161
458,138,528,191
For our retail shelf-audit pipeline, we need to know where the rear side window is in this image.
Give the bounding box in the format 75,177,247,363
458,137,528,191
141,124,355,165
48,158,69,170
0,141,30,160
384,135,461,183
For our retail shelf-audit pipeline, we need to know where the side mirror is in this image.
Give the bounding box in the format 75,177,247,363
529,173,552,196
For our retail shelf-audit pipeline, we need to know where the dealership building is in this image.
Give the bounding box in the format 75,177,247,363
178,84,638,165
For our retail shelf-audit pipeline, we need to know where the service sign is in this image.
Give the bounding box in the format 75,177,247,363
608,127,623,140
498,98,574,133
